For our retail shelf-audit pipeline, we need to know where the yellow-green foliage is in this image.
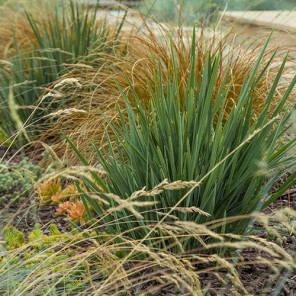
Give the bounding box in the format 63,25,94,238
1,224,85,289
3,224,77,252
28,223,50,251
49,224,61,236
0,223,125,295
0,128,13,146
4,225,26,250
37,178,62,204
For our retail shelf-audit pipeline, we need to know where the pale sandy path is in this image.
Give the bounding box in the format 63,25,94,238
223,10,296,33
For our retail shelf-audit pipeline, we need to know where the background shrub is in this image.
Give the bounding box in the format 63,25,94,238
141,0,296,25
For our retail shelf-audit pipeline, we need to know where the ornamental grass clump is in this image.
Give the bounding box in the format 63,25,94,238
65,29,296,250
0,0,125,142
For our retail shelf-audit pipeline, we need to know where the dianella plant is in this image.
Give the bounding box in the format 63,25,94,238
66,28,296,250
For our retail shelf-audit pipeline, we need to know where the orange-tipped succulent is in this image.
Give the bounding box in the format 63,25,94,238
37,177,105,225
37,178,62,205
51,184,79,204
56,200,87,225
55,201,72,215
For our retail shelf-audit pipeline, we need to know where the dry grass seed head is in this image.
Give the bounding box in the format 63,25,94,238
1,206,296,295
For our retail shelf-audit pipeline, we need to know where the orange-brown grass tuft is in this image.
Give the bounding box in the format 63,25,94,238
38,15,295,164
0,1,55,59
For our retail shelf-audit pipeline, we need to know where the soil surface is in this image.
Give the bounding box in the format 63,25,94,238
0,146,71,236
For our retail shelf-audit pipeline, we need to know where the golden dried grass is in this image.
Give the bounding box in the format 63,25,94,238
0,1,54,59
1,180,295,295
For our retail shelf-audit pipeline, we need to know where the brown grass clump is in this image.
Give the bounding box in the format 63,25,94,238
38,15,295,165
0,1,54,59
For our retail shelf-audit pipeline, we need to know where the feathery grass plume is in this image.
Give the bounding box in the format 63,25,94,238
64,25,296,250
0,208,295,295
0,0,126,143
43,14,296,165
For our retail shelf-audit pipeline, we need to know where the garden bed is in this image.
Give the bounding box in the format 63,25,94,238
1,1,296,295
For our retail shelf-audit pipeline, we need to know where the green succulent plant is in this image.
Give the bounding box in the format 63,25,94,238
249,213,296,247
0,157,45,204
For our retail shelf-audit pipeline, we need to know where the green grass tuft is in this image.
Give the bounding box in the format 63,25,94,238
65,28,296,250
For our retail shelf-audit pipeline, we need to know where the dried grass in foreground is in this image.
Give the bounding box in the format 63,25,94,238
1,199,295,296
